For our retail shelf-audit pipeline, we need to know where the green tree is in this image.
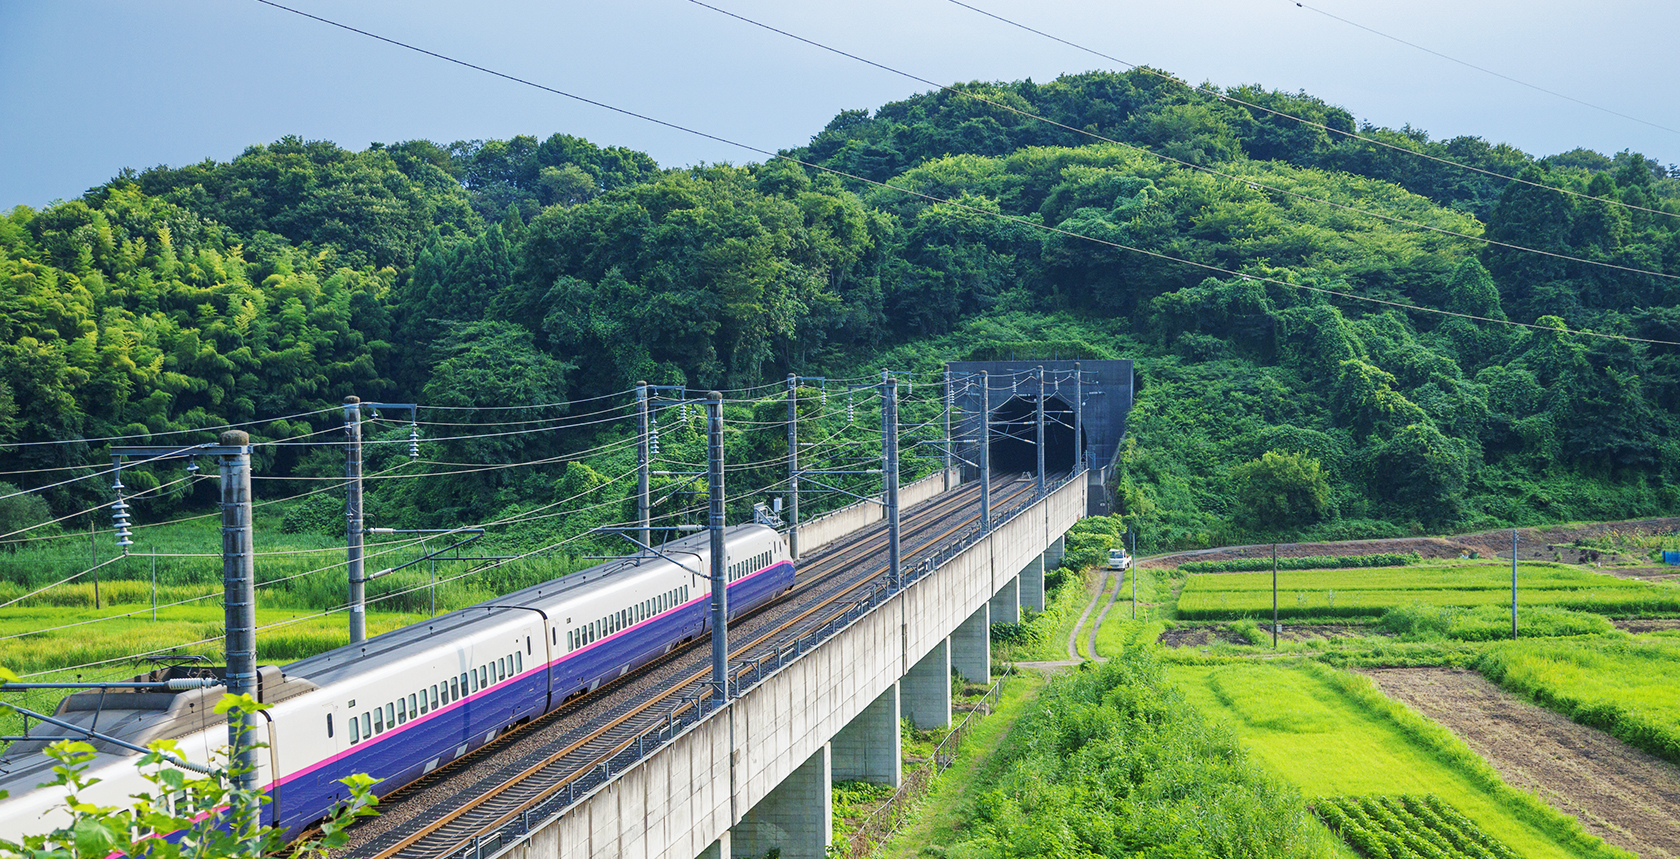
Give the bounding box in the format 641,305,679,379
1229,450,1331,532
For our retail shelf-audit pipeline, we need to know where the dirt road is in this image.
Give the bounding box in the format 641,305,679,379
1363,667,1680,859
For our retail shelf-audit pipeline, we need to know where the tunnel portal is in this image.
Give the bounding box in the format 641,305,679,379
989,394,1080,475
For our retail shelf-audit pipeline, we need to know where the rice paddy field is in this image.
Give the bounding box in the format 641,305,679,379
1478,634,1680,764
1176,561,1680,621
1167,660,1629,859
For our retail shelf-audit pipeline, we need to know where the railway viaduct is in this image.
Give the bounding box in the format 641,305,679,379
479,472,1085,859
385,362,1129,859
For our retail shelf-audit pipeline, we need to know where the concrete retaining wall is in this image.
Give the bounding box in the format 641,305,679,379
507,475,1083,859
793,469,959,555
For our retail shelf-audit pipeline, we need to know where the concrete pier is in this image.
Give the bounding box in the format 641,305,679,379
1018,556,1045,612
988,575,1020,624
730,744,832,859
951,604,990,684
831,684,901,787
902,638,951,729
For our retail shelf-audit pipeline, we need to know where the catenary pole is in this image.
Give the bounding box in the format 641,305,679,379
943,367,953,490
707,392,729,707
1036,366,1046,496
637,382,651,550
1272,543,1279,649
344,396,366,645
787,373,800,559
1073,362,1084,474
885,374,901,591
980,372,992,534
217,430,260,838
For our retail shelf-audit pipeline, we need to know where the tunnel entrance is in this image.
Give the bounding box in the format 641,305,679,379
990,394,1081,475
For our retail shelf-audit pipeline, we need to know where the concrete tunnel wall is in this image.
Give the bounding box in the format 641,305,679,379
502,474,1087,859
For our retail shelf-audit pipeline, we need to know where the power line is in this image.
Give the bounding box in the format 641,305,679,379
246,0,1680,351
1292,2,1680,139
682,0,1674,283
940,0,1680,223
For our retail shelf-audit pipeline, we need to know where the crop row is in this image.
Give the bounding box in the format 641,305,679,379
1178,585,1680,621
1315,795,1517,859
1180,564,1645,594
1180,553,1420,573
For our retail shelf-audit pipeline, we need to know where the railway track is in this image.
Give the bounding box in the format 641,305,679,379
344,474,1047,859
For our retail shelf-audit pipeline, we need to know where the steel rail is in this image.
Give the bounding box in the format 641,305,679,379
361,475,1040,859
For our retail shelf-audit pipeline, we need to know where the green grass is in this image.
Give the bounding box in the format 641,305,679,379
1177,561,1680,621
873,670,1048,859
1094,565,1162,658
1378,604,1614,641
1181,552,1420,574
990,568,1094,662
1477,634,1680,765
1168,661,1629,859
883,629,1348,859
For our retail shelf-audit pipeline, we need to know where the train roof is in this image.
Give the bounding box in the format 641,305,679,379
278,523,777,687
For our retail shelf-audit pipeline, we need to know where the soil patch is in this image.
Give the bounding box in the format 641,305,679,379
1157,625,1249,648
1141,516,1680,571
1362,666,1680,859
1277,623,1382,643
1615,618,1680,634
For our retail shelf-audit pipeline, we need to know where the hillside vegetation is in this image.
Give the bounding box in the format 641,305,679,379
3,69,1679,555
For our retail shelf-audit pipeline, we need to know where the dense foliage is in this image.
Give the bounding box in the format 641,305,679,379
1315,795,1519,859
3,68,1679,549
946,631,1339,858
1179,552,1420,573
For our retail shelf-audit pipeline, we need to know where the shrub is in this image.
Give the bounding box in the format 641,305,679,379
1181,552,1419,573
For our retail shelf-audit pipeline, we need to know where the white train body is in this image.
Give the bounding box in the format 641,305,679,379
0,524,792,841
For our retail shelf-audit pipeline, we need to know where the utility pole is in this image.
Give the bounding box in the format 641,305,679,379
980,372,992,534
787,373,800,559
943,368,953,490
1035,365,1046,496
109,432,258,831
885,374,901,591
1073,362,1083,473
1130,527,1138,619
637,382,651,551
707,392,728,708
344,396,366,645
1512,529,1519,640
1272,543,1279,649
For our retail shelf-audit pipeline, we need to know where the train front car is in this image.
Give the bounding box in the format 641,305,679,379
0,523,797,844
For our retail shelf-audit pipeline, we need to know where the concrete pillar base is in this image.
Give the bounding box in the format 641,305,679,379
1019,556,1046,613
832,682,901,787
731,744,832,859
952,604,990,683
989,575,1021,624
903,638,951,729
698,831,730,859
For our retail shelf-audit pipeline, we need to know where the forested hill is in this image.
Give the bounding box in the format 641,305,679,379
3,69,1679,548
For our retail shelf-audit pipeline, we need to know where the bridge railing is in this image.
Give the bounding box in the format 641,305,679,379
451,472,1081,859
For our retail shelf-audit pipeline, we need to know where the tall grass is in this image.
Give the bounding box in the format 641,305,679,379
1477,635,1680,765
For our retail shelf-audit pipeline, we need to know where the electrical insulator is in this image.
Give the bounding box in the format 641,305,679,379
680,402,690,423
650,421,661,457
820,386,827,407
111,471,133,550
408,420,420,459
186,457,200,475
846,393,854,423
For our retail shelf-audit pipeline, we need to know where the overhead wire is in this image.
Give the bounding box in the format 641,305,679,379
939,0,1680,222
684,0,1679,283
1291,1,1680,139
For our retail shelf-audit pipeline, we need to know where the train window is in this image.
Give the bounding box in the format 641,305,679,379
515,651,523,673
327,714,334,738
349,715,359,744
500,656,509,680
374,708,384,734
552,628,557,646
361,712,371,739
480,665,488,687
527,636,532,655
386,702,395,729
469,670,477,692
418,691,428,716
409,693,418,717
397,698,407,724
432,684,439,709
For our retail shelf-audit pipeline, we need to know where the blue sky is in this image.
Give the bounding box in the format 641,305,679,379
2,0,1676,209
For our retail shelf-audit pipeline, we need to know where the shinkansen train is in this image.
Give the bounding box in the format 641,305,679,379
0,524,792,841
